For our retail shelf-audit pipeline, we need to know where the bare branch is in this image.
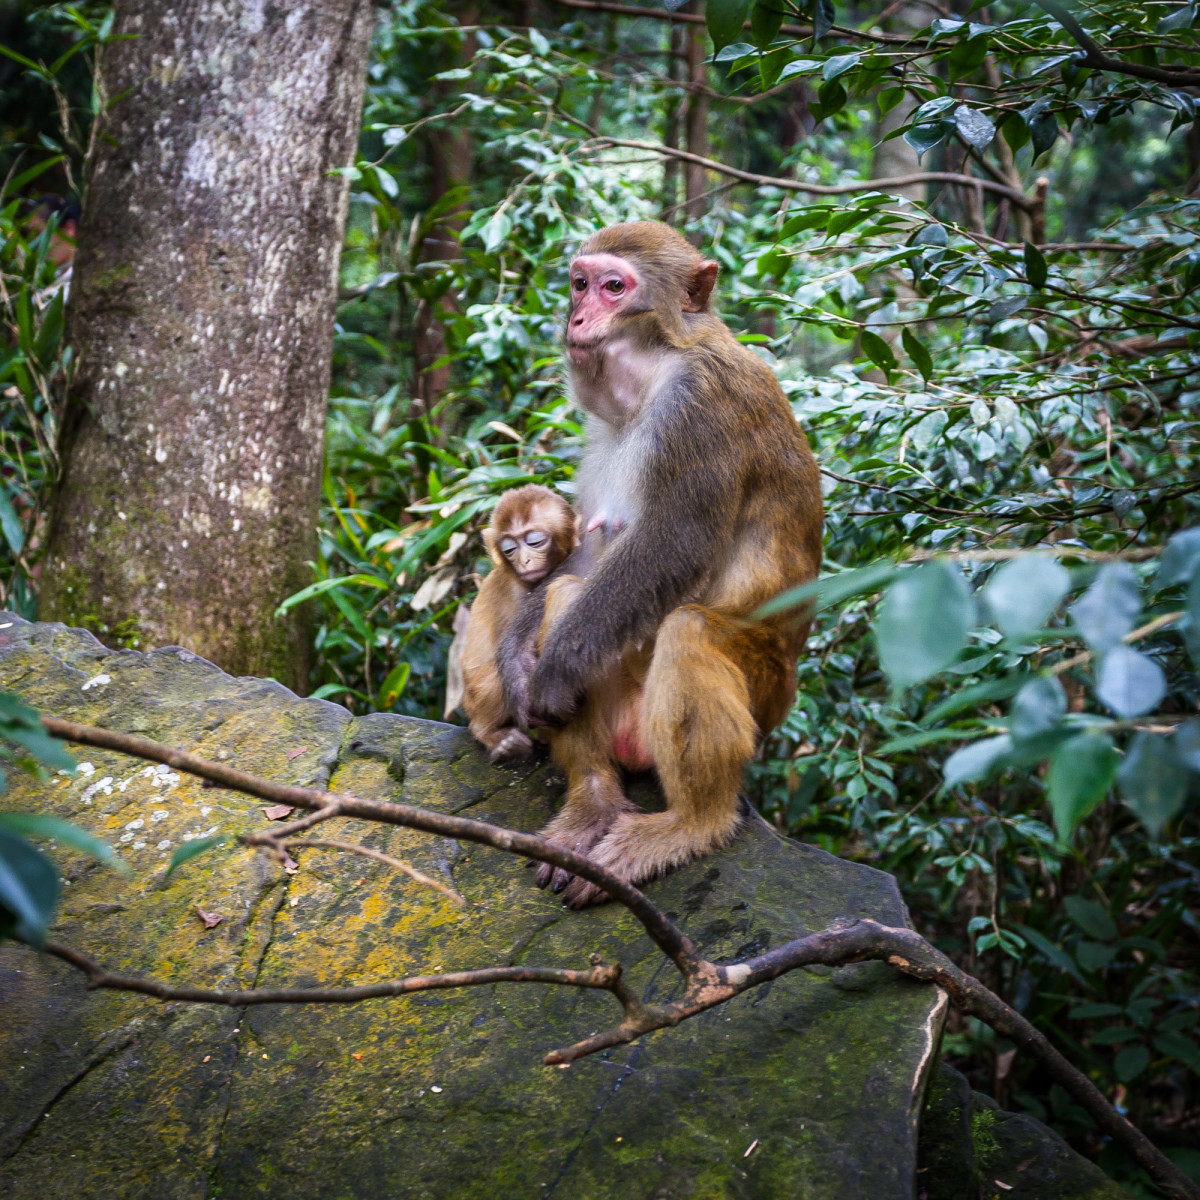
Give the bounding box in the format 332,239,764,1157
43,938,621,1004
276,836,467,907
546,921,1200,1200
1034,0,1200,85
39,715,701,976
35,716,1199,1200
585,134,1035,208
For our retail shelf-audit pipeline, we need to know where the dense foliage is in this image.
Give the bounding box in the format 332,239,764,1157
1,0,1197,1191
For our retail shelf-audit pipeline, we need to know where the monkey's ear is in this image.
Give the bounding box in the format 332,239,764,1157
684,260,719,312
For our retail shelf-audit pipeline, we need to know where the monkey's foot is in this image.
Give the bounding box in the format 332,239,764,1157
487,727,534,764
533,818,613,894
559,807,741,909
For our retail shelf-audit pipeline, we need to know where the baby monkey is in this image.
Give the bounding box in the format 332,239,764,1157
462,484,577,763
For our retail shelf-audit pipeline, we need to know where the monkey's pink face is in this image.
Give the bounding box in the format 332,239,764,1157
566,253,641,364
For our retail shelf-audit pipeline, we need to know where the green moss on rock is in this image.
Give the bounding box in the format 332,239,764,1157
0,616,947,1199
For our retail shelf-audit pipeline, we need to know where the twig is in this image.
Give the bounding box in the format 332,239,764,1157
910,545,1165,564
1050,610,1183,676
277,836,466,907
43,938,620,1004
587,134,1035,208
38,716,700,976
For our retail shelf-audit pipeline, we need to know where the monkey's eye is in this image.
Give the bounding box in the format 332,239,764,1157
524,531,548,548
499,538,518,556
603,279,625,294
572,277,587,292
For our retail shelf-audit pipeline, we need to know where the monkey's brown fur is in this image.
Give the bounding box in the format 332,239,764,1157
462,485,576,764
502,220,823,906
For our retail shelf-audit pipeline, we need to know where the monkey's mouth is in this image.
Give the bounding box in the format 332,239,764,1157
518,569,550,585
566,339,601,364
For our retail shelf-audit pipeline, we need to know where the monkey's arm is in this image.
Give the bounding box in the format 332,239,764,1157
529,400,738,724
496,535,600,725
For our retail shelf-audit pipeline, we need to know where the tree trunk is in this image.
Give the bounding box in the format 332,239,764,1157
683,14,709,232
38,0,374,692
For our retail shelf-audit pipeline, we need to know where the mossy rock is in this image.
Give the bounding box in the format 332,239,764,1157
916,1063,1133,1200
0,616,946,1199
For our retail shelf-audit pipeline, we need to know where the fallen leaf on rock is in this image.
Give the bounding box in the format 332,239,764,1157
286,746,308,762
283,853,299,875
202,1055,211,1063
351,1052,363,1061
262,804,295,821
196,908,224,929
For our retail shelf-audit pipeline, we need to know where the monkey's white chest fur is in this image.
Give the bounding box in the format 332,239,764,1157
569,341,679,533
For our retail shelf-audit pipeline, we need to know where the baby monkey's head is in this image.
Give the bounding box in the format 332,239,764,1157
484,484,577,586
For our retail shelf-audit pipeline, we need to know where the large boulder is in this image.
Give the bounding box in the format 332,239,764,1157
0,616,945,1199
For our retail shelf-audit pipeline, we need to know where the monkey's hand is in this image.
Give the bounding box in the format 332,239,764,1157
527,654,586,728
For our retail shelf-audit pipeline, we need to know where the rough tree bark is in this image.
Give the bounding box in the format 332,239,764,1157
38,0,375,691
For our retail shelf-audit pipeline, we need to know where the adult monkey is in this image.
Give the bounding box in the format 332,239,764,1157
500,221,823,907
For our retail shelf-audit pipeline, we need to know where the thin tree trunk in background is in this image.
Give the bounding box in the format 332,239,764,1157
38,0,374,692
661,23,686,220
871,2,925,205
683,12,709,231
414,16,476,418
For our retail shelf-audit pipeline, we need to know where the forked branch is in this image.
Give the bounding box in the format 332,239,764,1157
30,715,1200,1200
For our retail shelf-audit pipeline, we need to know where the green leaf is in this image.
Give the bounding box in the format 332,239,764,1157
1077,941,1116,971
164,835,228,880
707,0,752,51
1064,896,1118,941
1010,676,1066,740
1158,528,1200,587
1174,718,1200,772
812,0,835,42
953,105,994,150
901,328,933,382
1091,1025,1139,1044
1028,110,1059,161
480,210,513,254
0,814,128,874
903,121,948,161
1047,734,1118,842
1114,1044,1149,1082
274,573,387,618
1096,645,1166,719
1118,733,1188,839
750,0,784,47
876,562,973,693
0,827,59,947
878,726,991,755
985,555,1070,642
0,43,42,71
822,52,859,81
754,560,899,619
1069,1002,1122,1019
0,488,24,556
826,209,868,238
1070,562,1140,652
1011,922,1089,987
1023,241,1048,289
1154,1032,1200,1067
378,662,411,709
860,329,897,377
944,734,1012,788
1157,2,1195,32
878,86,905,116
923,675,1030,725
